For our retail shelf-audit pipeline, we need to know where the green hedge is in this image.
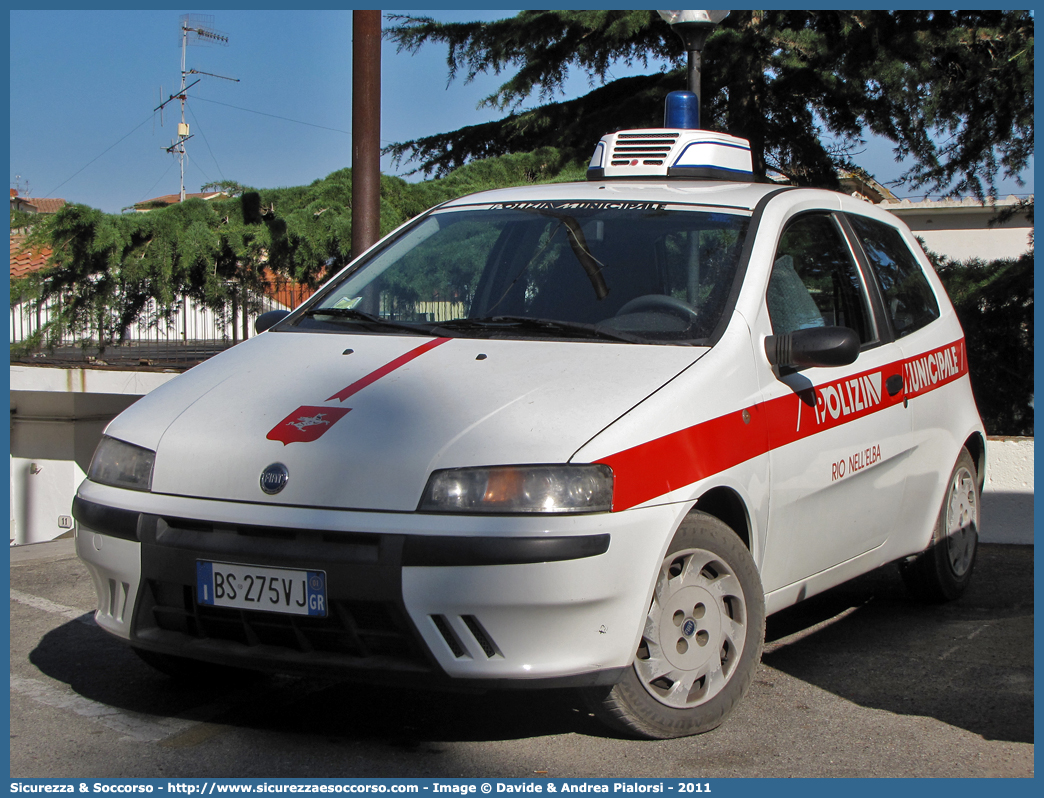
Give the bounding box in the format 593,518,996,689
932,252,1034,436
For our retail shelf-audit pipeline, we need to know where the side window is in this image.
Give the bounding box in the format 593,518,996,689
847,215,940,337
767,213,875,344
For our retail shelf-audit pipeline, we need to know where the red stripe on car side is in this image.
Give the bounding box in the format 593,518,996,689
327,337,452,403
597,338,967,512
903,339,967,398
597,405,769,514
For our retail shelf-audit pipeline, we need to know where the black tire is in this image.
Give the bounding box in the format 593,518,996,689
133,647,263,684
899,447,979,602
583,512,765,739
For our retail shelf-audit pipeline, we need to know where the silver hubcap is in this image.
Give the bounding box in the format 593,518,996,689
635,548,747,709
945,466,977,577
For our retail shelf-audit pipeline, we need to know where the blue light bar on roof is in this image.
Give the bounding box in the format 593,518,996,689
664,91,699,130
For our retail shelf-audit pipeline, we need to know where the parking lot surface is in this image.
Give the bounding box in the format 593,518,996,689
9,537,1033,779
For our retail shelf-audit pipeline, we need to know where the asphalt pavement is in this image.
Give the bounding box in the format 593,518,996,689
9,536,1034,779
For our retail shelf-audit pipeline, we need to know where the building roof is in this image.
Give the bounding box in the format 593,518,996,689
10,190,66,215
30,198,68,214
132,191,227,211
10,233,52,279
880,195,1033,219
838,170,898,203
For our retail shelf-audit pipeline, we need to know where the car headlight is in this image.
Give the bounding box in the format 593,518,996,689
419,464,613,514
88,436,156,492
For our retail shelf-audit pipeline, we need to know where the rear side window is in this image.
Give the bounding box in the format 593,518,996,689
848,215,940,337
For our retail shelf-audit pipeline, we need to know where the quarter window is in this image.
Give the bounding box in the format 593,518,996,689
847,215,940,337
767,213,874,344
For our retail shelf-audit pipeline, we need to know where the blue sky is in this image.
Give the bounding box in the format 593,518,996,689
9,8,1035,215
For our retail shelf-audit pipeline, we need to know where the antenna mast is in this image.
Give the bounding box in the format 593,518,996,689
155,14,236,203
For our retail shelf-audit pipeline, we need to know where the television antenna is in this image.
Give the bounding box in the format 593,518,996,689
154,14,238,203
12,175,30,198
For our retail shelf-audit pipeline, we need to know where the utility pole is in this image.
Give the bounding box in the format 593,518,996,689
351,10,382,258
658,10,730,126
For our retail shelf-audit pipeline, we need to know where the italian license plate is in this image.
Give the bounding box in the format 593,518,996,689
196,561,327,617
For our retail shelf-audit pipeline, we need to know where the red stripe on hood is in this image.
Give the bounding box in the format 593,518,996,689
327,337,451,403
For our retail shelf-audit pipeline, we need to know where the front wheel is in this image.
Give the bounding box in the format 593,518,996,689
899,447,980,602
584,512,765,739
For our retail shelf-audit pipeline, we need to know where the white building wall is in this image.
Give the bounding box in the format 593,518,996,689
10,366,181,545
884,197,1033,262
982,438,1034,545
915,227,1031,262
10,457,83,545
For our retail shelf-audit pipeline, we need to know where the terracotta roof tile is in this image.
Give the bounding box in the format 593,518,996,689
10,194,66,214
30,198,67,214
134,191,227,209
10,234,52,279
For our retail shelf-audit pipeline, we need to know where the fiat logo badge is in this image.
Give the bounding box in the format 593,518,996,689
260,463,289,495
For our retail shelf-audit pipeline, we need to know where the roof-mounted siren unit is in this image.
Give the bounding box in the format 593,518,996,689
587,91,754,182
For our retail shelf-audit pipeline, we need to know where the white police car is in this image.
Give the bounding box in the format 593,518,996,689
75,97,984,739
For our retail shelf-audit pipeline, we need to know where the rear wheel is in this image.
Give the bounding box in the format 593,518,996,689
584,512,764,739
899,447,979,602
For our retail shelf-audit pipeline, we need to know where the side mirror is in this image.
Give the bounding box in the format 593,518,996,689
254,309,290,334
765,326,860,369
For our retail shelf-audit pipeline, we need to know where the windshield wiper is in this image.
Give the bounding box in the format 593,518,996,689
300,307,437,336
438,315,642,344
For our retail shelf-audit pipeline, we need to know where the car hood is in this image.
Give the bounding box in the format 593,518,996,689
106,331,707,512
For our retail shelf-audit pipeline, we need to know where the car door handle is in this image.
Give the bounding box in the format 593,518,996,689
886,374,904,396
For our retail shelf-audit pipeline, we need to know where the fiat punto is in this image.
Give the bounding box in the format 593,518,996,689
75,117,984,739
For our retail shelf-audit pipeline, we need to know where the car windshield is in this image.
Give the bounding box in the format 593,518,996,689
295,202,750,345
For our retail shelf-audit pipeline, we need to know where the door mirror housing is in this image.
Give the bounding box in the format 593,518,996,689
254,309,290,334
765,326,860,369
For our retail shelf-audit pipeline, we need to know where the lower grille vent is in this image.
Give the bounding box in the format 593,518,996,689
462,615,501,658
430,613,503,659
142,579,426,665
431,614,468,659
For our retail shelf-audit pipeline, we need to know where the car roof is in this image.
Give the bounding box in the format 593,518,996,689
438,179,790,213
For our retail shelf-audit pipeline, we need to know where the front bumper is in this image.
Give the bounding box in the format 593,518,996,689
74,481,686,687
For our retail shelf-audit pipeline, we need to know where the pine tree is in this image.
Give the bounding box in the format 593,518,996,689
385,10,1033,198
12,148,590,352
